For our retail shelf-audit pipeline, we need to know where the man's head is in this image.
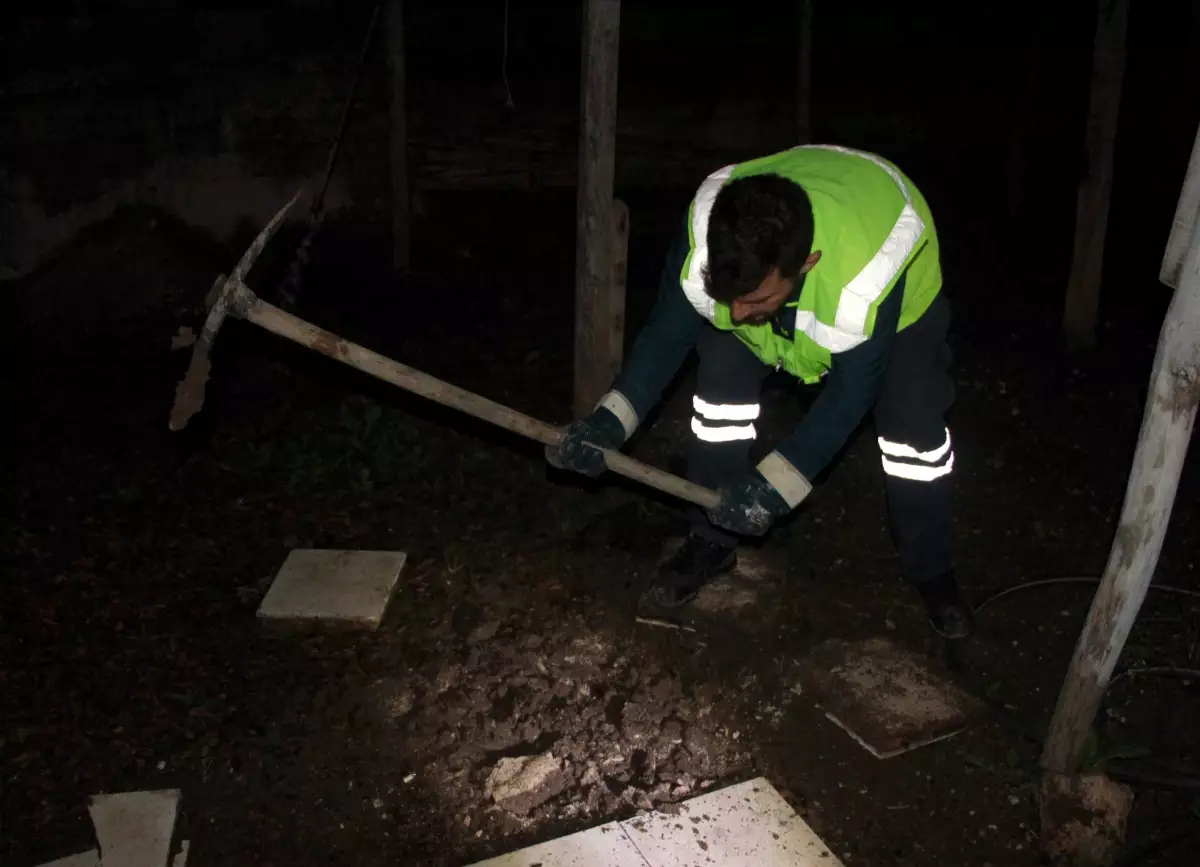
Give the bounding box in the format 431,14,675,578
703,174,820,325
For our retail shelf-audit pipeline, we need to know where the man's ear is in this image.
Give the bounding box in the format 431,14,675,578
802,250,822,273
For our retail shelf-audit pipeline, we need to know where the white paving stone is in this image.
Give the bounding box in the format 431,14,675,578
799,636,983,758
623,778,842,866
33,851,100,867
87,789,180,867
467,778,842,867
256,549,406,629
468,821,646,866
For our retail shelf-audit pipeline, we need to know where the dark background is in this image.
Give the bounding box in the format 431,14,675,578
4,1,1197,277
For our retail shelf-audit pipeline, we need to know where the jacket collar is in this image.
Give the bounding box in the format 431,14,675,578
769,271,807,340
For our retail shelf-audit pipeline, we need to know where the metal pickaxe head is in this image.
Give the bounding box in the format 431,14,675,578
168,191,302,431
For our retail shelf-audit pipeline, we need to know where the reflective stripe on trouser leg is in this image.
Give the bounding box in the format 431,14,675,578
691,417,757,442
688,327,772,545
688,401,758,545
877,428,954,580
872,293,956,581
692,395,761,422
691,394,760,443
878,427,954,481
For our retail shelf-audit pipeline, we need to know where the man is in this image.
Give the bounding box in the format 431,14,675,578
548,144,970,639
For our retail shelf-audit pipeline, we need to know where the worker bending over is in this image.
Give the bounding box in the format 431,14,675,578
549,144,970,639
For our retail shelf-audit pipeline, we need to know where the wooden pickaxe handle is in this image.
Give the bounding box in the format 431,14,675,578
176,278,721,511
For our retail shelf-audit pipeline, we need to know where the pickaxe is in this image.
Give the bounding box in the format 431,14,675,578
168,194,720,511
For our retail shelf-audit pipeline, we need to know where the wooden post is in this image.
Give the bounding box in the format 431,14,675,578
386,0,410,275
1160,127,1200,288
1187,6,1200,140
607,198,630,376
1041,124,1200,777
1062,0,1129,350
796,0,813,144
573,0,622,418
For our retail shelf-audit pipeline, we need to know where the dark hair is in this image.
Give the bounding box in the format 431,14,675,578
703,174,814,303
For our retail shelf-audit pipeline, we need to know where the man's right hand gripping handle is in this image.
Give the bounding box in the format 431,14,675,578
547,214,699,478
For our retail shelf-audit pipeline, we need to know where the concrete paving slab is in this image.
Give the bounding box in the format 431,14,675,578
467,778,841,867
623,778,843,867
798,636,985,758
256,549,406,629
33,851,100,867
87,789,179,867
467,820,647,866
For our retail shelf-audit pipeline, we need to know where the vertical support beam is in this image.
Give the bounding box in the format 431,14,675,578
387,0,410,275
1160,126,1200,288
574,0,622,418
1041,124,1200,777
796,0,813,144
1186,5,1200,137
1063,0,1129,350
607,197,630,378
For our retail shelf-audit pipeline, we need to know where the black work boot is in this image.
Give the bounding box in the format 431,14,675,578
643,534,738,609
915,570,972,639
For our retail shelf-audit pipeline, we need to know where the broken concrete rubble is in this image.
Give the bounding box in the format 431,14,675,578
485,753,569,816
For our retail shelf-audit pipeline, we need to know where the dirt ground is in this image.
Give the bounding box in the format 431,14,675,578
4,187,1199,867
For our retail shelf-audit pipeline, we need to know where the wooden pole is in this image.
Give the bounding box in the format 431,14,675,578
606,197,630,383
573,0,621,419
1041,126,1200,776
1063,0,1129,350
386,0,410,275
1160,127,1200,288
1187,5,1200,139
796,0,813,144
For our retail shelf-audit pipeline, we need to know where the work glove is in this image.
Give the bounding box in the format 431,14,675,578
546,407,627,477
707,471,792,536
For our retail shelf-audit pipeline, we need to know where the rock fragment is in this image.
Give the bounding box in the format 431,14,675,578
485,753,568,816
